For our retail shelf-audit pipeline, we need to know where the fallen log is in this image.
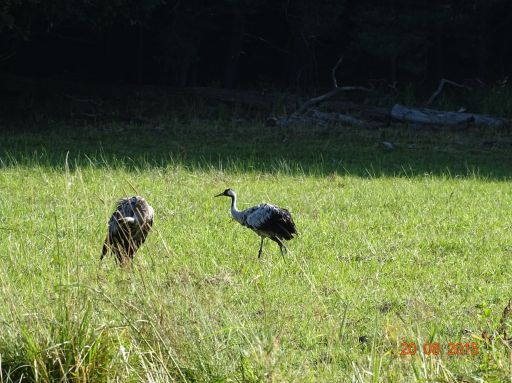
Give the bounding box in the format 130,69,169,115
390,104,507,127
174,87,508,128
167,86,299,110
309,110,364,125
321,101,390,122
273,109,365,127
273,115,322,127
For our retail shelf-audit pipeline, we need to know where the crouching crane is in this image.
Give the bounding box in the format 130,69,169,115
101,196,154,264
215,188,297,258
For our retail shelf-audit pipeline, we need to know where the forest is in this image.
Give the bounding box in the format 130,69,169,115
2,0,512,90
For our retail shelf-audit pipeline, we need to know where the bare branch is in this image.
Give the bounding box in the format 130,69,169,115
292,85,372,117
331,56,344,88
291,56,371,117
426,78,472,106
63,93,102,107
0,51,15,62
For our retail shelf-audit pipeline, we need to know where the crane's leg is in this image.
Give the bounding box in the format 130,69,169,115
271,237,287,259
258,237,264,258
101,235,110,260
114,247,123,265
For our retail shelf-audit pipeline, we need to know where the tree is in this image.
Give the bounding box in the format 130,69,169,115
283,0,346,89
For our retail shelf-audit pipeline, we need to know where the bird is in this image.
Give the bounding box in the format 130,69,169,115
215,188,297,258
101,196,154,264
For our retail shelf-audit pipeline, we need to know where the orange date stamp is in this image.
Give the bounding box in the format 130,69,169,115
400,341,479,357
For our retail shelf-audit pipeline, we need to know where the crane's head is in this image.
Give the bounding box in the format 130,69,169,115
214,188,235,198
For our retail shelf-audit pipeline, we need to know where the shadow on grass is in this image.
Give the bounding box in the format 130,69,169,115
0,118,511,179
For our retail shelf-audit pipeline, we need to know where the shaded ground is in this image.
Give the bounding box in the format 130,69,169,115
1,114,511,179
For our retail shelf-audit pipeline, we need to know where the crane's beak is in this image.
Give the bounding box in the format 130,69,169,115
214,192,224,198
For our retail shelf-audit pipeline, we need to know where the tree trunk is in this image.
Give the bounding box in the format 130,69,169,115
289,32,305,89
477,0,488,79
105,30,115,81
390,54,398,84
137,25,144,85
289,31,316,90
389,0,398,84
177,61,191,87
223,6,245,89
433,9,444,80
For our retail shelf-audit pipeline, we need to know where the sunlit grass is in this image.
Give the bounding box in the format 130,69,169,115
0,120,511,382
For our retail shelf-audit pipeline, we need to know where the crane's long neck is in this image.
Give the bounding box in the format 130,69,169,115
229,193,244,224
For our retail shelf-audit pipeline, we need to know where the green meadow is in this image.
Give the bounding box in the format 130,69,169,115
0,118,511,382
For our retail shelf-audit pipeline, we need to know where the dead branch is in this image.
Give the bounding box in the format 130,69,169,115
426,78,472,106
0,50,15,62
331,56,344,88
291,57,372,117
292,86,372,117
63,93,102,107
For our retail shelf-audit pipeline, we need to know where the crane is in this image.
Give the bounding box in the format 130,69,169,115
101,196,154,264
215,188,297,258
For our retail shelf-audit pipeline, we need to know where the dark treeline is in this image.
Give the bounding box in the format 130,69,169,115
1,0,512,90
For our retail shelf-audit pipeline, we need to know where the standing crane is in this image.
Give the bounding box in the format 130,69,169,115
101,196,154,264
215,188,297,258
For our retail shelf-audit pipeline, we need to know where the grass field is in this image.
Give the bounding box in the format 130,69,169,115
0,116,512,382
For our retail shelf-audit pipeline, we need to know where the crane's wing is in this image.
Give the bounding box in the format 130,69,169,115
245,204,297,240
244,204,273,228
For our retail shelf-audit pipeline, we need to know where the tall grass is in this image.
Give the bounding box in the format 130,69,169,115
0,119,511,382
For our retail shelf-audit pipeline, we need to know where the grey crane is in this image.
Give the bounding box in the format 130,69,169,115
101,196,154,264
215,188,297,258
